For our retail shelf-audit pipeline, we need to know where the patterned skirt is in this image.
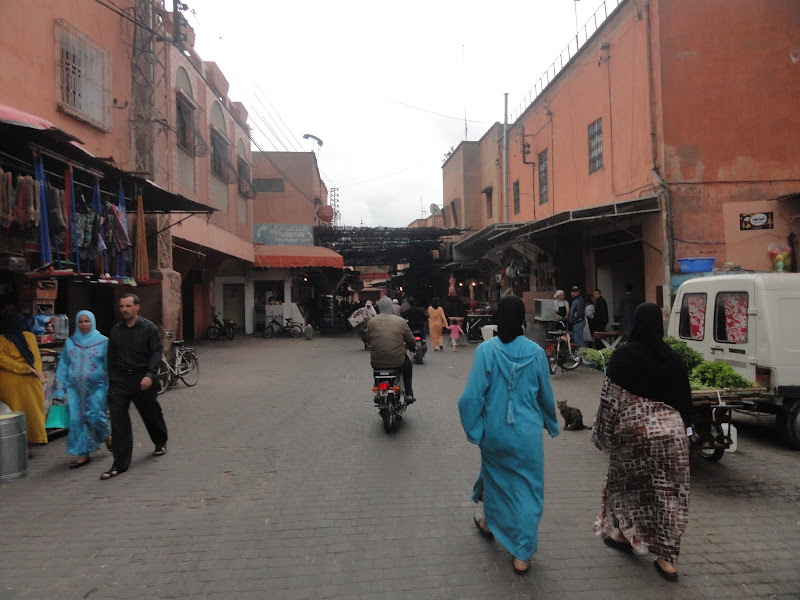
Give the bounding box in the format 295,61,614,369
592,380,690,564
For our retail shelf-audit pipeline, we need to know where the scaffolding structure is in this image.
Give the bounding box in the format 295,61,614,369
329,187,340,227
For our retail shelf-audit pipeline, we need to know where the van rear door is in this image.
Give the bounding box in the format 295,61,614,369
708,282,757,381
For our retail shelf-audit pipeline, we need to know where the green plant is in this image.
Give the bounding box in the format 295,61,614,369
578,347,614,371
690,361,755,390
664,336,705,371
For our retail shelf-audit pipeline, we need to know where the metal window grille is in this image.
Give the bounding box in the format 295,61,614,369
176,94,208,157
210,128,237,184
538,150,548,205
588,118,603,173
450,200,459,227
513,181,520,214
55,20,111,131
253,178,285,192
237,157,255,198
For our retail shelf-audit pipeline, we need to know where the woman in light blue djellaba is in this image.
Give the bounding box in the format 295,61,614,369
53,311,110,469
458,295,560,575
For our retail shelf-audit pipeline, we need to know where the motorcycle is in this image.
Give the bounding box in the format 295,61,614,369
411,329,427,364
372,367,409,433
208,313,235,341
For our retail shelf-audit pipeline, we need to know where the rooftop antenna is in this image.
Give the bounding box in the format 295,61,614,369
420,196,427,219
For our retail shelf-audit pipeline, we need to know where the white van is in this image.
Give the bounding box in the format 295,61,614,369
667,273,800,449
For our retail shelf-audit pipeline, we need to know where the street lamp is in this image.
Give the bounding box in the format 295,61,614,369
303,133,323,151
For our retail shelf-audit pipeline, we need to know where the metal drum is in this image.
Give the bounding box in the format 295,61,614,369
0,412,28,481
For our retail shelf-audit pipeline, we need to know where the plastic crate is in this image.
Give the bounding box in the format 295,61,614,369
678,257,715,273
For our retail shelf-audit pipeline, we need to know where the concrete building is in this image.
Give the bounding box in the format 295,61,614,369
446,0,800,318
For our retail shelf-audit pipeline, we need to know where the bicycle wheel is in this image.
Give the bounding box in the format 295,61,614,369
263,323,275,338
207,324,220,341
289,324,303,338
179,352,200,387
156,357,171,394
224,322,235,340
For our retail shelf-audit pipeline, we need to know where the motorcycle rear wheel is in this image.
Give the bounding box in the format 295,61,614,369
380,407,396,433
224,323,235,340
207,324,220,341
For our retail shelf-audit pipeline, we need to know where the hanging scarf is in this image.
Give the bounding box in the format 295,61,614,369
0,312,35,366
71,310,107,348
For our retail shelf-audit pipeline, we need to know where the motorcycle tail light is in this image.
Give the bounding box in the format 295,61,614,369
415,337,421,341
755,366,771,390
378,382,390,391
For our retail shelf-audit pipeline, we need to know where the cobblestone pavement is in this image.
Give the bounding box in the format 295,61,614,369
1,332,799,600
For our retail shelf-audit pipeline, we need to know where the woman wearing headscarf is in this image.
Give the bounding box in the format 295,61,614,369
458,295,560,575
592,303,692,582
427,297,447,351
0,312,47,449
53,311,110,469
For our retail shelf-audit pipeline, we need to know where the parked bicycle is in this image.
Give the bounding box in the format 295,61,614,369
262,316,304,338
156,332,200,394
208,312,235,341
545,320,583,375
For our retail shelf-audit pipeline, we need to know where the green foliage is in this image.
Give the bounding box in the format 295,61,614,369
663,336,705,371
578,347,614,371
689,361,755,390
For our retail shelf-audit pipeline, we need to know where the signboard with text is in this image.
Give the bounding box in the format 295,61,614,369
739,212,774,231
253,223,314,245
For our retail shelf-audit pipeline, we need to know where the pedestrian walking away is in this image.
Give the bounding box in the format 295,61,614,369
446,321,463,351
592,302,693,582
0,312,47,455
591,288,609,349
53,311,110,470
102,293,168,480
427,297,447,351
458,295,560,575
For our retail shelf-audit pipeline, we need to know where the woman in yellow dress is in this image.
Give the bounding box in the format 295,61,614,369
427,297,448,351
0,313,47,451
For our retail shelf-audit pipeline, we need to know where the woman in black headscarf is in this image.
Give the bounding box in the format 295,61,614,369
458,295,560,575
592,303,692,582
0,313,47,448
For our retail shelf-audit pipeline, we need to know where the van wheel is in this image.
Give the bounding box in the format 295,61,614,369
782,400,800,451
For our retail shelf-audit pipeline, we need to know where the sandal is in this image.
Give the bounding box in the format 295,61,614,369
100,466,126,480
473,516,494,540
512,558,530,575
654,559,678,582
69,456,92,470
153,446,167,457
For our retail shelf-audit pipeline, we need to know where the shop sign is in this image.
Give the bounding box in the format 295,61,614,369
253,223,314,245
739,212,774,231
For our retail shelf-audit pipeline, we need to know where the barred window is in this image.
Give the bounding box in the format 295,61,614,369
538,149,548,205
588,118,603,174
210,129,228,181
55,20,111,130
450,200,460,228
513,180,520,215
485,188,493,219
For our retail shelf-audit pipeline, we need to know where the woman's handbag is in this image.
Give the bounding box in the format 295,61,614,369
45,403,69,429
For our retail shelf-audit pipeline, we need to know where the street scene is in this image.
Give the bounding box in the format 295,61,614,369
1,0,800,598
1,333,799,599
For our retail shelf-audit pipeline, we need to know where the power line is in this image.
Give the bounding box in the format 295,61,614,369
254,85,305,151
380,95,491,124
249,106,291,152
250,94,298,152
339,164,428,189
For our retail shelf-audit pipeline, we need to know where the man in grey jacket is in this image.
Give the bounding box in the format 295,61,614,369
367,297,417,402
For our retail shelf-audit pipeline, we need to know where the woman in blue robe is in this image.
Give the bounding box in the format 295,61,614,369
458,295,560,574
54,310,109,469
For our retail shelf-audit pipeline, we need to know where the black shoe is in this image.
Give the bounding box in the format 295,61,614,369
603,536,633,553
654,560,678,582
405,395,415,404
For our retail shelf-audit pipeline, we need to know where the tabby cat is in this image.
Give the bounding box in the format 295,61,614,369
557,400,585,430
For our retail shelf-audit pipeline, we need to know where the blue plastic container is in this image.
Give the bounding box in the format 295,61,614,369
678,257,715,273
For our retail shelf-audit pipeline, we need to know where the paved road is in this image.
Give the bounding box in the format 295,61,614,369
1,332,798,599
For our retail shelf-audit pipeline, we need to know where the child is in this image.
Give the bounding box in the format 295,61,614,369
447,322,464,351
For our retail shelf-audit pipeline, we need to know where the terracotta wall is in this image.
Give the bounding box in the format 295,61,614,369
0,1,134,165
656,0,800,270
505,0,653,224
251,152,327,226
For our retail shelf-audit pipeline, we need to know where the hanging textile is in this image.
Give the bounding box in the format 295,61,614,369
116,186,131,278
92,179,108,276
34,155,52,266
134,194,150,282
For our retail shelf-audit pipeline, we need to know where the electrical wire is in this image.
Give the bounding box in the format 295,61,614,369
339,164,428,189
253,88,302,152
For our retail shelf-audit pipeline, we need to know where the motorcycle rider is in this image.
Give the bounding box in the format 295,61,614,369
401,297,426,333
367,297,417,403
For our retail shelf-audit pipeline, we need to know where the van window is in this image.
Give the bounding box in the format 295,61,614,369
679,293,707,340
714,292,749,344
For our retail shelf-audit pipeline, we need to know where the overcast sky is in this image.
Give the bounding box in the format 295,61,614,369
182,0,612,227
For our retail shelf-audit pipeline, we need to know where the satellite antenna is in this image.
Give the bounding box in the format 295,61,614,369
429,204,442,216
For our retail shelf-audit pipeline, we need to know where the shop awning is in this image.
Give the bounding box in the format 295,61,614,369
453,222,529,258
254,244,344,269
0,102,214,214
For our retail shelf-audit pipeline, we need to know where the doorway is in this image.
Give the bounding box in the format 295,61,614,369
182,275,195,340
595,242,645,325
222,283,245,330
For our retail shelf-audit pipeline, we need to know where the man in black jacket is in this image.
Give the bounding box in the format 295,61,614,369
101,293,168,480
590,288,610,349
